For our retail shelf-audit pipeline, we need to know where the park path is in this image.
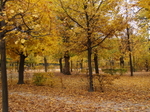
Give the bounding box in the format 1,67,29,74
0,90,150,112
1,71,150,111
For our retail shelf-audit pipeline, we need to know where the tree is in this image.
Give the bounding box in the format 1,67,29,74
120,0,139,76
59,57,63,73
0,39,8,112
5,0,56,83
52,45,64,73
137,0,150,71
138,0,150,19
54,11,75,75
57,0,125,91
132,28,150,71
93,49,99,74
6,34,36,84
0,0,10,111
63,50,71,75
0,0,54,110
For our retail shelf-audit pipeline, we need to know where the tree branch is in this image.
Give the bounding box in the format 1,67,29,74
91,33,111,49
89,0,104,22
59,0,85,29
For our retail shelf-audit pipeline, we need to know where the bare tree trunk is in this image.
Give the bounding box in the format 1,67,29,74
63,51,71,75
59,58,63,73
127,27,133,76
120,56,124,68
1,39,9,112
17,52,26,84
94,50,99,74
145,59,149,72
88,39,94,92
0,1,9,110
133,55,136,72
70,60,73,72
129,53,133,76
80,59,83,71
44,56,48,72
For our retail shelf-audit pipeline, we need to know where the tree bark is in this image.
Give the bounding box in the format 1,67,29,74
120,56,124,68
127,27,133,76
129,53,133,76
1,2,9,110
145,60,149,72
63,51,71,75
59,58,63,73
17,52,26,84
44,56,48,72
70,60,73,72
87,39,94,92
1,39,9,112
94,50,99,74
80,59,83,71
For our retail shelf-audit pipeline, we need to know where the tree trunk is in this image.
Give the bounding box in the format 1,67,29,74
87,39,94,92
17,52,26,84
145,60,148,72
63,51,71,75
133,55,136,72
94,51,99,74
59,58,63,73
70,60,73,72
129,53,133,76
80,59,83,71
44,56,48,72
127,27,133,76
1,39,9,112
120,56,124,68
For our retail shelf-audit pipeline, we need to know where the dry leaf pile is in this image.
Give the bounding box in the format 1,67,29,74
0,72,150,112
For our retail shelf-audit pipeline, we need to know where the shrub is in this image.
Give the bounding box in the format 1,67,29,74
32,72,55,87
94,73,119,92
117,68,127,75
102,68,127,75
102,69,117,75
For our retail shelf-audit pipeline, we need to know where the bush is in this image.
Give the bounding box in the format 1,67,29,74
32,72,55,87
102,69,118,75
117,68,127,75
102,68,127,75
94,73,119,92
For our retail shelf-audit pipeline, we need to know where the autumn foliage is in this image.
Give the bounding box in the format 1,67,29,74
1,0,150,111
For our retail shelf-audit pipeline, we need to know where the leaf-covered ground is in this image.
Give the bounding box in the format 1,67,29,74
0,71,150,112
